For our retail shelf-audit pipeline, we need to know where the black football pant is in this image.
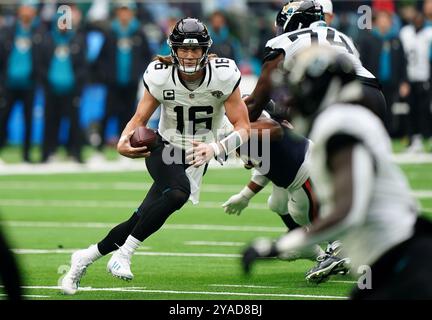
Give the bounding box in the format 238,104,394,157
350,217,432,300
381,84,409,137
0,88,35,161
407,81,432,139
97,138,191,255
98,84,138,151
359,82,387,125
41,89,83,162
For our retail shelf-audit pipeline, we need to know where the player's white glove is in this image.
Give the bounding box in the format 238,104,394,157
222,193,250,215
222,187,256,215
186,141,216,167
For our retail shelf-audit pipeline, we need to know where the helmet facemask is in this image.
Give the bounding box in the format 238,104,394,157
168,41,211,74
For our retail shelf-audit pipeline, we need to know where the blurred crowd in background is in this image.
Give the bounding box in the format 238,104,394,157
0,0,431,164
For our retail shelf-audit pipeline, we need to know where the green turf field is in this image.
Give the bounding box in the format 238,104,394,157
0,163,431,300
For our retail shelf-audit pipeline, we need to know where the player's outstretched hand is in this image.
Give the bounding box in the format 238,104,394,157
222,193,249,215
242,238,277,274
117,130,151,159
186,141,215,167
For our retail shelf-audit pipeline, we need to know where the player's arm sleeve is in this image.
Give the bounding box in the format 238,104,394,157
275,137,375,253
251,168,270,187
246,53,284,122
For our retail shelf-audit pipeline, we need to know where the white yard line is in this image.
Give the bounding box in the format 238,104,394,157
392,153,432,164
0,199,269,210
20,285,348,299
1,220,286,233
2,181,432,198
0,182,271,194
328,280,357,284
184,241,246,247
12,248,242,258
0,188,430,211
0,159,244,176
411,191,432,199
2,221,116,229
0,153,430,176
0,199,138,208
209,284,280,289
0,294,50,298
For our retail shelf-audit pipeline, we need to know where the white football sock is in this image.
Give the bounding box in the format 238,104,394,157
86,244,102,263
120,235,141,258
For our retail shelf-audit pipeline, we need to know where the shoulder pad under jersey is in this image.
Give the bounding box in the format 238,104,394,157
143,60,173,91
209,57,241,83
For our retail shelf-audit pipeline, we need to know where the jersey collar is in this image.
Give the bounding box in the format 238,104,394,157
175,63,208,92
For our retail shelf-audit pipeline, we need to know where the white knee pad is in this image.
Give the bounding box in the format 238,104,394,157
267,186,289,215
287,187,311,226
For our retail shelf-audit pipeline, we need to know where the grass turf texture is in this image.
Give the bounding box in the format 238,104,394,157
0,163,431,300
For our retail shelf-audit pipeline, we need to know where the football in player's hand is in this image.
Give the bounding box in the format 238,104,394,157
130,126,157,150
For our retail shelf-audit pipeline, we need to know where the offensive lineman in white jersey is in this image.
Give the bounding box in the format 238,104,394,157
61,18,250,295
243,45,432,299
246,0,387,124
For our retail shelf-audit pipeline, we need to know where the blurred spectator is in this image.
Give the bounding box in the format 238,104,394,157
0,1,43,163
202,0,247,16
425,0,432,24
96,1,152,152
39,0,56,28
398,1,418,25
38,4,87,163
87,0,110,24
248,14,275,75
207,11,242,62
158,9,183,56
373,1,403,33
400,11,432,152
424,0,432,79
358,7,409,137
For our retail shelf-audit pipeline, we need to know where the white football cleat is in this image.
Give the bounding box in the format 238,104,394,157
61,250,92,295
107,249,134,281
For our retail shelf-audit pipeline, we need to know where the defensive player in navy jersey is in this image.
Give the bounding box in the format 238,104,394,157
223,112,350,282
